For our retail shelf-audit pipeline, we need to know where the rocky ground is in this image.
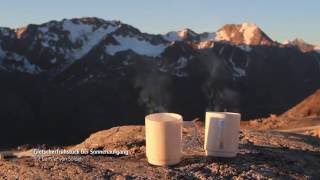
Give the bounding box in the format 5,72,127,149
0,121,320,179
242,115,320,137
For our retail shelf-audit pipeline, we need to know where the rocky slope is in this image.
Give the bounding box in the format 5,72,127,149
1,17,320,147
283,89,320,118
0,123,320,179
242,89,320,137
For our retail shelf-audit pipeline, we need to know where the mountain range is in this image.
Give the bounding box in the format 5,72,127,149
0,17,320,146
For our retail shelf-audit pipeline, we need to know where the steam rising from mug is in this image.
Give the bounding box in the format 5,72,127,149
133,50,241,114
201,51,240,112
134,72,172,113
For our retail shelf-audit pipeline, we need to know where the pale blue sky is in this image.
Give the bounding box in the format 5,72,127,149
0,0,319,44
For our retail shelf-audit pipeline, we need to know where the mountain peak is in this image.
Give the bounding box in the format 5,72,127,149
163,28,198,42
240,22,258,29
286,38,310,46
216,22,273,46
61,17,119,26
284,38,318,53
177,28,197,38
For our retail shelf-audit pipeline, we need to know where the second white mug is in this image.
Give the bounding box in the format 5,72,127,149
204,112,241,157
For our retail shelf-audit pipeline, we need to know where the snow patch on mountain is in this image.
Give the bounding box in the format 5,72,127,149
199,32,216,41
0,38,41,74
38,26,49,34
0,47,6,70
63,20,94,43
38,26,59,46
30,19,120,65
15,27,27,39
72,26,117,59
50,58,57,64
0,46,5,59
163,29,199,42
60,20,119,60
175,57,189,70
163,31,183,42
315,46,320,53
18,59,41,74
216,29,231,42
229,57,246,77
216,23,259,45
237,45,252,52
0,42,6,71
158,56,190,77
0,28,12,37
282,40,290,45
174,71,188,77
240,23,258,45
196,41,214,49
164,30,216,49
4,52,41,74
178,29,197,39
105,35,167,57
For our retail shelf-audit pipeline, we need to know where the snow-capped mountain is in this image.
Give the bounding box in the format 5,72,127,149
162,22,275,46
0,17,320,143
215,23,276,46
163,28,200,42
12,18,123,73
283,38,320,53
1,18,319,76
1,17,176,75
163,22,278,52
0,27,41,73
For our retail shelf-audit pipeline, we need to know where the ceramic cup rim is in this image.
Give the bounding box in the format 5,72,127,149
145,112,183,124
206,111,241,120
205,112,226,118
206,111,241,116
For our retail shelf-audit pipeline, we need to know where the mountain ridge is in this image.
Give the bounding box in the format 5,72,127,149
1,17,319,75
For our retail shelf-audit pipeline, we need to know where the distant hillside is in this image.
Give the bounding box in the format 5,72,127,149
242,89,320,132
283,89,320,118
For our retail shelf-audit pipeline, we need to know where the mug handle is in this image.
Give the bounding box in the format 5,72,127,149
182,121,200,152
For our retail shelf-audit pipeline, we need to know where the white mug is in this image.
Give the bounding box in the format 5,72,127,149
145,113,197,166
204,112,240,157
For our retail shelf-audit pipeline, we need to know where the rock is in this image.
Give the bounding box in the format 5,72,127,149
72,125,145,155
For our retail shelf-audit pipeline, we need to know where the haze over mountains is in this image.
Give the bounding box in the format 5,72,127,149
0,17,320,146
